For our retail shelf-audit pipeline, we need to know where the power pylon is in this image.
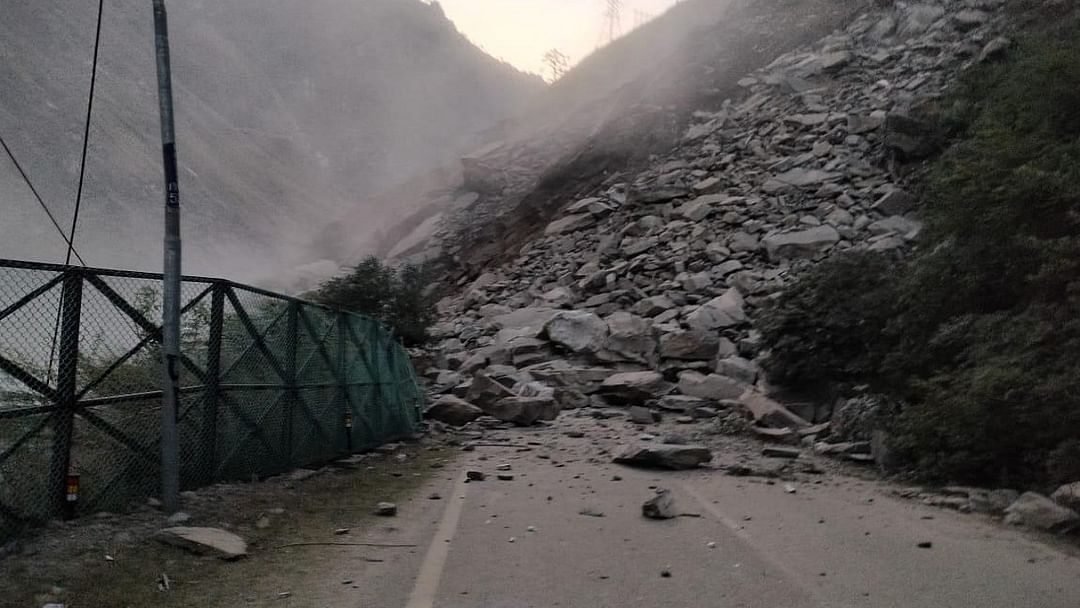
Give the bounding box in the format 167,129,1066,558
634,9,653,28
601,0,623,45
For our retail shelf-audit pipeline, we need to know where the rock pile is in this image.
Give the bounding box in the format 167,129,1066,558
421,1,1009,446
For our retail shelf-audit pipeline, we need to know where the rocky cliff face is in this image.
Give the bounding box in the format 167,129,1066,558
0,0,541,281
420,0,1012,441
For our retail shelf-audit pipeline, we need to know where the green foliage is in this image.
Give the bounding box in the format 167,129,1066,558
313,256,439,346
757,251,900,388
757,27,1080,486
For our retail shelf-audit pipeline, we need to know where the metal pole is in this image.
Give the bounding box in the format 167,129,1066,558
153,0,182,514
49,269,82,518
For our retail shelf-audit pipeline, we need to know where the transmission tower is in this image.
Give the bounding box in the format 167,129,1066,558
634,9,653,29
602,0,623,45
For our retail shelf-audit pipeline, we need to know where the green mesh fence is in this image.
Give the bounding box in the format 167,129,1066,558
0,259,422,543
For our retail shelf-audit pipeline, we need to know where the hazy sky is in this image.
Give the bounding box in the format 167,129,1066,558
437,0,683,76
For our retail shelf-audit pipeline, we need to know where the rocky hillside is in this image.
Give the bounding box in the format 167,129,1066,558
419,0,1080,536
418,1,1019,477
0,0,541,280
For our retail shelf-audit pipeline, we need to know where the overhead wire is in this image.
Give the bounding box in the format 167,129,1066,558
46,0,107,384
65,0,106,266
0,134,87,266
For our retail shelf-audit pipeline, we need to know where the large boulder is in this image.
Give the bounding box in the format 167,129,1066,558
660,330,719,360
458,346,510,375
739,390,812,429
613,444,713,470
714,357,759,385
503,336,550,367
677,371,746,401
1004,492,1080,532
598,371,670,405
157,527,247,560
762,226,840,260
543,311,609,354
1051,483,1080,513
600,312,657,364
487,396,552,426
523,361,612,394
686,288,746,332
465,372,517,409
425,396,484,426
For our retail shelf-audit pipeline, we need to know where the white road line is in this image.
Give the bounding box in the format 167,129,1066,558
404,473,471,608
682,482,848,608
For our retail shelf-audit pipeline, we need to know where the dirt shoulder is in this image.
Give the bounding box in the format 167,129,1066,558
1,441,458,608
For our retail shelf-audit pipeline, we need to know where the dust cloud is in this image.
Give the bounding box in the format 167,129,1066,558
0,0,540,287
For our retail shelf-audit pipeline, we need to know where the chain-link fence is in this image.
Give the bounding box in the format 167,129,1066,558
0,258,422,543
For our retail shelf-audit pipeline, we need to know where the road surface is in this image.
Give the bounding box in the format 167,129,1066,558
276,413,1080,608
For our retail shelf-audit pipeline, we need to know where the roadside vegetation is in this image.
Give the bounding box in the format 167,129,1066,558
312,256,440,347
758,25,1080,488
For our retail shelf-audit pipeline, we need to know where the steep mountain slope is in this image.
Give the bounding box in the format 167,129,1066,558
416,0,1049,486
0,0,541,280
319,0,859,278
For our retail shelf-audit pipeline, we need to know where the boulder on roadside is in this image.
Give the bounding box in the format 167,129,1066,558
629,405,660,425
598,371,671,405
642,489,678,519
466,372,517,409
739,390,812,429
613,443,712,470
157,527,247,560
1051,483,1080,513
1004,492,1080,532
425,396,484,427
677,371,747,401
970,489,1021,515
488,396,553,426
524,361,612,394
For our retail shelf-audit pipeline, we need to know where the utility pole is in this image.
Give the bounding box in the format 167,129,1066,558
152,0,182,514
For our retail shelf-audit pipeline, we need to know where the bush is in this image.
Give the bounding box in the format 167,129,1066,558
756,251,900,389
757,26,1080,487
312,256,439,346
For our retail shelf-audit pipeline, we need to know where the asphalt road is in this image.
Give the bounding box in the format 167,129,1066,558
288,415,1080,608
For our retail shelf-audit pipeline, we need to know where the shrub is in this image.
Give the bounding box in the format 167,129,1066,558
312,256,439,346
756,251,900,389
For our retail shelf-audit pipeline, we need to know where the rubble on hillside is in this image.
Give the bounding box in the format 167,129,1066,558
419,0,1013,488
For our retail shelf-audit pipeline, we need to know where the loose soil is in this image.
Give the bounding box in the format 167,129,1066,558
1,441,457,608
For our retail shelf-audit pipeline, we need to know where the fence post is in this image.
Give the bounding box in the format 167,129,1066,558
283,301,299,467
337,311,352,453
200,282,224,485
48,269,83,517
